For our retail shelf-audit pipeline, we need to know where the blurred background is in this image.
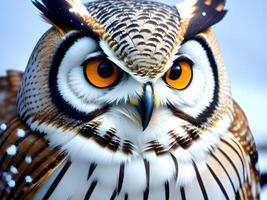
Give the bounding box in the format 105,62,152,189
0,0,266,197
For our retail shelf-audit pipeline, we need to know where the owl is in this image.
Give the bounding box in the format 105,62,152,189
0,0,260,199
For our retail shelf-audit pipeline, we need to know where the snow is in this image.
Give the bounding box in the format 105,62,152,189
5,174,12,182
8,180,15,188
25,176,33,183
6,145,17,156
10,166,18,174
25,156,32,164
16,128,26,138
0,123,7,132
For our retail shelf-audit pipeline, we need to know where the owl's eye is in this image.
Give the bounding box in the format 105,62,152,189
83,59,122,88
164,58,193,90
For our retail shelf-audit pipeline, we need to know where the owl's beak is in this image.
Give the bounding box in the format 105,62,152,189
137,82,154,131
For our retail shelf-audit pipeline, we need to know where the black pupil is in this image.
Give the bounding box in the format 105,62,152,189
97,62,114,78
169,64,182,80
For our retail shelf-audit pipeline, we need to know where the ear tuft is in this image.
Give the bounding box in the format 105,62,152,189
32,0,99,38
176,0,227,40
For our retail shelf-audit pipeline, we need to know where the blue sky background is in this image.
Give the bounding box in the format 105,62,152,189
0,0,267,195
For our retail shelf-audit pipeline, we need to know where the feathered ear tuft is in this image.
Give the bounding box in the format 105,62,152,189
32,0,103,38
176,0,227,40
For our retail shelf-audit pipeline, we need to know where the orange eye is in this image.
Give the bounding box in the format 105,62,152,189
84,59,121,88
164,59,193,90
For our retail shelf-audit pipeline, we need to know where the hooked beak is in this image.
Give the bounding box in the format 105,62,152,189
136,83,154,131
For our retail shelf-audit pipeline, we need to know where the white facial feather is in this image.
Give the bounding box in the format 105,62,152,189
59,35,215,120
58,37,147,112
158,39,215,118
57,36,100,113
27,32,232,192
39,35,224,146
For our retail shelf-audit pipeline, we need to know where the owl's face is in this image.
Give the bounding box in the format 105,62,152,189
18,0,232,165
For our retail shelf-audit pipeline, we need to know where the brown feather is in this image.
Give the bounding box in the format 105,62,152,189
178,0,227,40
0,71,23,123
0,118,67,199
229,101,260,200
0,73,67,199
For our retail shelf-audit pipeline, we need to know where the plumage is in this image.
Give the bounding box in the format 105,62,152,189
177,0,227,40
0,71,23,123
0,75,66,199
0,0,260,199
32,0,101,37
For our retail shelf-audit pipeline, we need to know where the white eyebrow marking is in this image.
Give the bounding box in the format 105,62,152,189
84,51,103,60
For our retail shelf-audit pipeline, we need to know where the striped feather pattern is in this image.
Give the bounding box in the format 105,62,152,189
0,1,260,199
86,0,183,79
29,131,251,200
0,75,260,199
0,72,67,200
30,103,258,199
229,101,260,199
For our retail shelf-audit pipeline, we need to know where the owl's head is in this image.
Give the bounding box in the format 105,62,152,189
18,0,232,165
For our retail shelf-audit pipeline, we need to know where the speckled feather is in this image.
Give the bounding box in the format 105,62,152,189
0,74,67,199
